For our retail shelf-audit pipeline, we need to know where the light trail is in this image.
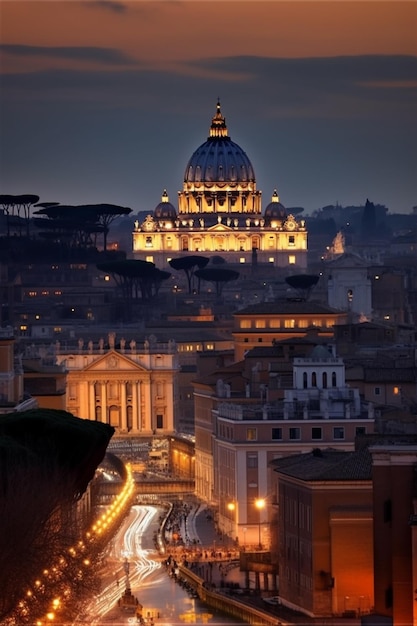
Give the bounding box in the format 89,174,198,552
73,505,163,625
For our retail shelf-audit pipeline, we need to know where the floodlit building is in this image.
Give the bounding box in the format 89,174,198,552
54,332,179,435
132,102,307,271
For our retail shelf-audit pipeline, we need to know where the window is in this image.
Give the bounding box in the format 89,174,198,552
145,236,153,248
270,319,280,328
145,256,154,263
374,387,381,396
289,427,300,440
255,320,265,328
240,319,251,328
332,372,337,387
355,426,366,436
303,372,308,389
284,319,295,328
333,427,345,440
312,427,322,440
239,257,246,263
272,428,282,440
298,319,308,328
246,428,257,441
289,255,296,264
269,257,275,263
156,414,164,429
393,386,400,395
288,235,295,246
312,371,317,387
322,372,328,388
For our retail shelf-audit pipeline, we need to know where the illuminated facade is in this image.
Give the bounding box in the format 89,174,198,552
54,332,179,435
133,102,307,270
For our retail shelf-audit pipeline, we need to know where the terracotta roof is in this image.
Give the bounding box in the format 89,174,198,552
271,448,372,481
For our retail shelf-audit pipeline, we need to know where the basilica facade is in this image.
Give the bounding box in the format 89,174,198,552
132,102,307,270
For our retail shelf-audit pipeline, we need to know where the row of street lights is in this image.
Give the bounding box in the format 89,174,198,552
226,497,266,549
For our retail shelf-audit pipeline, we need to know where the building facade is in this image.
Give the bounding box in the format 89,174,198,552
193,339,375,548
54,332,179,435
132,102,307,271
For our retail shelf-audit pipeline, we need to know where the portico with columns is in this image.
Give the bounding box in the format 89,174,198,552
55,335,179,435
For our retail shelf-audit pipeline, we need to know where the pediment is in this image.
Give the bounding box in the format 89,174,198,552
207,223,234,232
84,350,147,372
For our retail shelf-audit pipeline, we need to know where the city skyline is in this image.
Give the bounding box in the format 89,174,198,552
0,1,416,216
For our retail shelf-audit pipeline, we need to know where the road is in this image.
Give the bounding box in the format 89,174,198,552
73,504,245,626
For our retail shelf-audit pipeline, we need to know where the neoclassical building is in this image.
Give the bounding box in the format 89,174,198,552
133,102,307,270
54,332,179,435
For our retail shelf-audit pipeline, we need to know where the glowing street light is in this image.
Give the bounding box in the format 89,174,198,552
255,498,265,549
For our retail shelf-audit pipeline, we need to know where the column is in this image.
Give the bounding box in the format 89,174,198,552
101,381,107,424
89,381,96,421
132,380,140,432
120,381,127,432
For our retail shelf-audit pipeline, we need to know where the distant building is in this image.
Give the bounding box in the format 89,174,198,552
324,252,372,320
232,300,347,361
132,102,307,272
0,326,37,414
54,332,179,435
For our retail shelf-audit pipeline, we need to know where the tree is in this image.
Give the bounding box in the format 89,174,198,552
0,409,114,623
168,255,209,293
0,193,40,237
96,259,170,321
34,203,132,251
194,267,240,299
285,274,319,301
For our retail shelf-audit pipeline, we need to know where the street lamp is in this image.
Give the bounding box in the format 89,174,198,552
255,498,265,549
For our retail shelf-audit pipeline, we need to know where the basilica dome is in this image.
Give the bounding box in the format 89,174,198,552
183,101,256,184
264,189,287,221
153,189,177,220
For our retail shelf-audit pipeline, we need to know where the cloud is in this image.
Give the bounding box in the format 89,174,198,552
0,43,137,66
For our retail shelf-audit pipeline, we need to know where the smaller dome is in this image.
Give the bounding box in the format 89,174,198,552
154,190,177,220
264,189,287,220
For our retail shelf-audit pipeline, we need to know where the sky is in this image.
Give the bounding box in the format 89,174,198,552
0,0,416,216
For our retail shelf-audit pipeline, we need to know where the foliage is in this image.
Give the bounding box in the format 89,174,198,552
168,255,209,293
194,266,240,298
285,274,319,301
96,259,170,320
34,203,132,251
0,409,114,623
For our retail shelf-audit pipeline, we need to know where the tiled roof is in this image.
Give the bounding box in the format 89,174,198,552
364,368,417,382
234,300,344,316
271,448,372,481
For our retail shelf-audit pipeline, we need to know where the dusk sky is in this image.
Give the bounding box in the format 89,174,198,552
1,1,416,216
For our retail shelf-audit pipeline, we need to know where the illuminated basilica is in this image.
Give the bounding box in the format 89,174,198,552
133,102,307,270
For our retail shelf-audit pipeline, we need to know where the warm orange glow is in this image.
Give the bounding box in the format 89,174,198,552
255,498,265,510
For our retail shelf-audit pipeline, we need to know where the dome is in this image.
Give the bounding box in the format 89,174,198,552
264,189,287,220
153,190,177,220
184,101,256,184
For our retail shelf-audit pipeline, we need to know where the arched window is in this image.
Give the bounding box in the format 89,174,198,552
303,372,308,389
312,372,317,387
332,371,337,387
322,372,328,388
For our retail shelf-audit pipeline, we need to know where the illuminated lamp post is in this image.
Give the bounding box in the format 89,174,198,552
227,501,236,543
255,498,265,549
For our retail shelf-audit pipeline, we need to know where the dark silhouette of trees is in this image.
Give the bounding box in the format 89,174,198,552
33,203,132,251
0,193,40,237
168,255,209,293
0,409,114,624
96,259,170,321
194,267,240,299
285,274,319,301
